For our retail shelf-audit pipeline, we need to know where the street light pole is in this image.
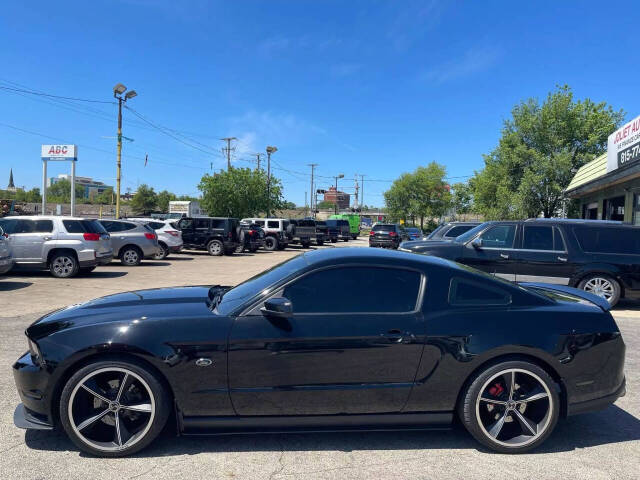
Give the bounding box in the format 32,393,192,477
113,83,137,219
333,173,344,215
266,146,277,217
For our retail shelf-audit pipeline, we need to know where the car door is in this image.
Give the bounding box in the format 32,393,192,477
514,224,573,285
228,265,426,416
99,221,125,254
6,219,54,263
461,223,518,280
177,218,195,245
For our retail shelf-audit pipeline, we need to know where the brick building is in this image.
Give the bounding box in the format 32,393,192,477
323,186,350,209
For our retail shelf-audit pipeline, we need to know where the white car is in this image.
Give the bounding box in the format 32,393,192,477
0,225,15,275
127,218,183,260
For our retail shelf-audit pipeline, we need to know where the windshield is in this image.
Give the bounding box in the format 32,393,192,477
426,224,445,239
452,222,489,243
216,254,308,315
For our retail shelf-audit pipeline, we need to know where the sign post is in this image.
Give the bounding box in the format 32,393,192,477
41,145,78,216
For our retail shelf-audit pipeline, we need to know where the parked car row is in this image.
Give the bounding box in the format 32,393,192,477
0,215,361,278
397,218,640,307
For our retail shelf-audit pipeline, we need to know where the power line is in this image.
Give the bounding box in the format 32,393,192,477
0,85,114,104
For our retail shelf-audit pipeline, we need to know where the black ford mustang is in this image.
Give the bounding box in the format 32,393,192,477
13,248,626,456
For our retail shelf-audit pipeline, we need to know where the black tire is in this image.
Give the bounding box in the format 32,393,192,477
343,238,349,242
79,266,96,275
264,236,278,251
459,360,560,454
59,358,171,457
120,246,142,266
277,243,286,250
317,239,324,246
577,273,621,307
206,239,224,256
50,252,79,278
249,245,258,253
235,244,245,254
153,243,168,260
301,241,311,248
330,238,337,243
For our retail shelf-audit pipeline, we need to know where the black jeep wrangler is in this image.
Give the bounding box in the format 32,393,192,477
177,217,240,256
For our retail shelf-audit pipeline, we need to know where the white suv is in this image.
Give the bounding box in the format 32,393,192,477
241,218,290,251
127,218,183,259
0,216,113,277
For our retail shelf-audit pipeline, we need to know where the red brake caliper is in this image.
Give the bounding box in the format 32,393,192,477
488,383,504,397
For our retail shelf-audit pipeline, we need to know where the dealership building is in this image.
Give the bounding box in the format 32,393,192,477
565,115,640,224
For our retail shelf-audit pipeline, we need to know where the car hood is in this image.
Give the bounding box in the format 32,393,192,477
399,239,460,251
26,286,216,339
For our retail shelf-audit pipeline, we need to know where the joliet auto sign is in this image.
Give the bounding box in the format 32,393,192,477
607,114,640,172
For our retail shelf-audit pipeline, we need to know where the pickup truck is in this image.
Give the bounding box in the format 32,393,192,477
287,219,317,248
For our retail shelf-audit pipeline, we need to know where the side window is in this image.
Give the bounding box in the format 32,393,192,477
444,225,473,237
553,227,566,251
255,220,265,227
178,219,193,230
195,218,210,229
479,225,516,248
522,225,553,250
210,219,224,228
14,220,35,233
63,220,85,233
34,220,53,233
283,267,422,313
449,277,512,306
574,226,640,254
120,222,138,231
267,221,279,229
0,219,16,234
148,222,165,230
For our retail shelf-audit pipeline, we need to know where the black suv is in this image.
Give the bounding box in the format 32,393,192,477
400,218,640,306
425,221,480,241
177,217,240,256
369,223,409,249
325,219,350,242
236,222,265,253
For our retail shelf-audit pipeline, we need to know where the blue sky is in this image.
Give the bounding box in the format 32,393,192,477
1,0,639,207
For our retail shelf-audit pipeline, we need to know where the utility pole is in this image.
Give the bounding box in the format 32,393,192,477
307,163,318,217
353,174,359,210
113,83,137,219
254,153,262,171
360,174,366,210
266,146,277,217
333,173,344,215
221,137,237,171
305,191,308,213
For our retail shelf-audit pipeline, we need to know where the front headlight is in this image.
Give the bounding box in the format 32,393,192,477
27,338,44,366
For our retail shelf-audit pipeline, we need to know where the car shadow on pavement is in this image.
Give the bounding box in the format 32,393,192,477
23,405,640,457
164,256,194,261
0,281,32,291
77,271,128,279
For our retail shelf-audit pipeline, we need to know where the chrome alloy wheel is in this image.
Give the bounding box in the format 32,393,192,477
208,241,222,255
122,249,139,265
68,367,155,452
583,277,615,301
476,368,553,448
52,256,75,276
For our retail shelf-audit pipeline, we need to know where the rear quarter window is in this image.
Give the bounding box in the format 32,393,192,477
64,220,107,234
449,277,512,306
573,226,640,254
444,225,474,237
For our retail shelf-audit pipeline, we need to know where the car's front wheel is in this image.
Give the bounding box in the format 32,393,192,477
206,239,223,256
264,236,278,251
59,359,171,457
578,274,621,307
459,360,559,453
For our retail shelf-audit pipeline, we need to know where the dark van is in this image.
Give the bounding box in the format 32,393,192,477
177,217,240,256
399,218,640,306
325,219,351,242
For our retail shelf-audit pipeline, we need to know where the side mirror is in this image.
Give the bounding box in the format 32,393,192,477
261,297,293,318
471,238,483,249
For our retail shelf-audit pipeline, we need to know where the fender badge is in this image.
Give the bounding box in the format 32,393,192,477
195,358,213,367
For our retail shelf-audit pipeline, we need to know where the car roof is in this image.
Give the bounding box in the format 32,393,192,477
1,215,93,221
301,246,461,270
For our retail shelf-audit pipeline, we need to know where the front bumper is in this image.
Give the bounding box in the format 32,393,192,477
14,404,53,430
13,352,53,428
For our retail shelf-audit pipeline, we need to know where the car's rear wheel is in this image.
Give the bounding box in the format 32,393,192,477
578,274,621,306
206,239,223,256
120,246,142,266
59,359,170,457
235,244,245,254
50,252,79,278
459,361,559,453
264,236,278,251
152,243,168,260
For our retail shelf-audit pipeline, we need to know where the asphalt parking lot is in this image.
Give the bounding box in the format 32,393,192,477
1,238,639,479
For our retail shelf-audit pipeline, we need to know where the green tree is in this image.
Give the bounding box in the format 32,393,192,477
130,184,157,214
316,200,335,210
47,179,86,203
281,200,297,210
93,188,114,205
384,162,451,228
451,182,472,216
156,190,177,213
471,85,624,218
198,168,284,218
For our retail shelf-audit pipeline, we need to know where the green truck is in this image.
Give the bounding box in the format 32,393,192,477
329,214,360,239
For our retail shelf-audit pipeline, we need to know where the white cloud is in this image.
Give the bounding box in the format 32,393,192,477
420,45,502,84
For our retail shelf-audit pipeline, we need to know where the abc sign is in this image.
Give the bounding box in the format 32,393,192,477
41,144,77,159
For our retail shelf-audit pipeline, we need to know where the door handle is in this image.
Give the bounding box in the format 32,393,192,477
43,236,52,241
380,329,406,343
500,253,509,259
557,256,568,262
